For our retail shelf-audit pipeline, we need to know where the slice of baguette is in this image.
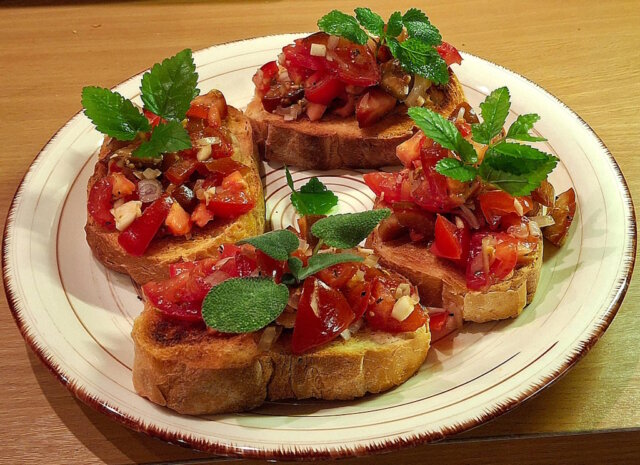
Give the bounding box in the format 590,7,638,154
132,305,430,415
246,71,466,170
85,107,265,284
368,231,543,323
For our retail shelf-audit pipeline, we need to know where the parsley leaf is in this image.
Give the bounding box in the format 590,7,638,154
402,8,442,46
311,209,391,249
318,10,368,45
201,277,289,333
389,38,449,84
81,86,150,141
288,253,364,282
435,158,478,182
140,49,199,121
408,107,478,163
386,11,404,37
238,230,300,261
471,87,511,145
506,113,547,142
286,167,339,215
133,120,191,158
354,7,385,37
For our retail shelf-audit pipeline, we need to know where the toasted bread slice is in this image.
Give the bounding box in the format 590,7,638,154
132,305,430,415
368,231,543,323
85,107,265,284
246,72,466,170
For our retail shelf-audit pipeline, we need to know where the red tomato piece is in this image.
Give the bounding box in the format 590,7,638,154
478,191,532,228
466,232,518,290
363,171,408,203
428,311,448,332
291,277,355,354
88,177,116,230
199,158,246,178
315,262,358,289
396,132,426,168
217,244,258,278
186,104,209,120
455,120,472,137
143,109,164,128
256,250,286,282
436,42,462,66
392,202,437,238
430,215,470,262
366,276,427,333
343,278,371,321
118,196,173,256
355,87,397,127
252,60,279,93
410,143,460,213
207,189,254,218
304,71,345,105
169,262,195,278
165,157,199,185
190,202,214,228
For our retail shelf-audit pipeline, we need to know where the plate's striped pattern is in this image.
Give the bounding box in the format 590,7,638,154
2,35,635,459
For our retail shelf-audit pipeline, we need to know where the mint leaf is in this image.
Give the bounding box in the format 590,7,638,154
311,209,391,249
238,230,300,261
408,107,478,163
487,142,558,175
389,38,449,84
201,277,289,333
386,11,404,37
140,49,199,121
82,86,150,141
289,253,364,282
479,144,557,195
286,167,338,215
355,7,385,37
436,158,478,182
402,8,441,45
133,121,191,158
506,113,547,142
318,10,368,45
471,87,511,145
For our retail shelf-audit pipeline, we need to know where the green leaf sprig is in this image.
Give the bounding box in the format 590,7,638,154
285,167,339,216
408,86,557,196
201,209,391,333
82,49,199,158
317,7,450,84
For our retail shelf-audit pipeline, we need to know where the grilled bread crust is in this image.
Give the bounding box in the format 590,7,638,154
368,230,543,323
132,306,430,415
85,107,265,284
246,71,466,170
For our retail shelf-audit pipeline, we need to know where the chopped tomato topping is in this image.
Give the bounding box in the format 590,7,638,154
169,261,195,278
186,104,209,120
366,274,426,333
304,71,345,105
291,277,355,354
315,262,358,289
118,196,173,256
430,215,470,267
206,174,254,219
363,171,411,203
143,109,164,128
165,202,192,236
199,158,247,177
356,87,397,127
190,202,214,228
109,172,136,199
543,188,576,247
165,157,199,185
343,278,371,321
428,311,448,332
478,191,533,228
466,232,518,290
436,42,462,66
396,132,426,168
88,177,116,230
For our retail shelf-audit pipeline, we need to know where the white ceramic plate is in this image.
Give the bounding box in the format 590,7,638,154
3,35,636,459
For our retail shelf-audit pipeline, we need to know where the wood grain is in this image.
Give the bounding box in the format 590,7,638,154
1,0,639,463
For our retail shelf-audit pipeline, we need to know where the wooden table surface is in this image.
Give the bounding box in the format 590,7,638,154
1,0,639,463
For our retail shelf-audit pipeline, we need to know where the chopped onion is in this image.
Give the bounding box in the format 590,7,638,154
529,215,555,228
310,43,326,57
287,287,302,310
363,253,379,268
197,144,212,161
196,137,221,146
513,198,524,216
458,204,481,229
507,222,530,239
142,168,162,179
258,326,282,351
137,179,162,203
528,220,542,237
327,35,339,50
340,328,352,341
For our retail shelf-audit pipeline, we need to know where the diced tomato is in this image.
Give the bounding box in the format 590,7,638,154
118,196,173,256
466,232,518,290
304,71,344,105
366,275,427,333
199,158,246,178
343,278,371,321
306,102,328,121
430,215,470,266
363,171,410,203
186,104,209,120
165,157,199,185
169,262,195,278
288,249,310,267
142,258,226,321
207,187,254,218
191,202,214,228
455,120,472,138
109,172,136,199
256,250,286,282
291,277,355,354
217,244,258,278
410,143,462,213
315,262,358,289
143,109,164,128
88,177,116,230
165,202,192,236
478,191,533,228
221,170,248,191
428,311,448,332
356,87,397,128
396,132,426,168
392,202,437,238
436,42,462,66
252,60,279,93
543,188,576,247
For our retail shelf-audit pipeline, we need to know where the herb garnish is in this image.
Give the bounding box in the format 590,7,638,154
200,209,391,332
408,86,557,196
82,49,199,158
285,166,339,216
318,7,450,84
